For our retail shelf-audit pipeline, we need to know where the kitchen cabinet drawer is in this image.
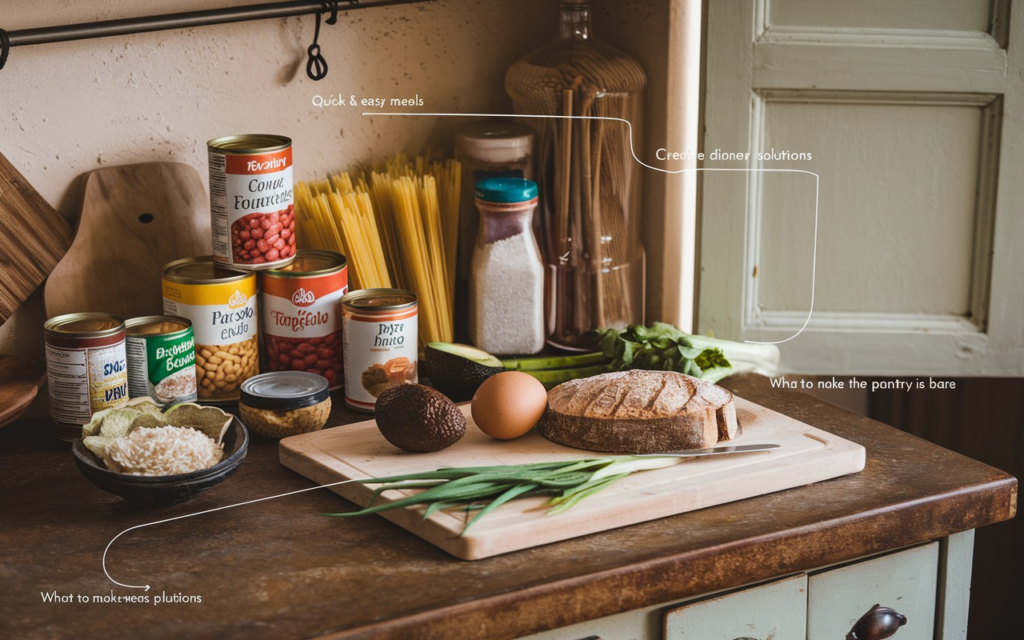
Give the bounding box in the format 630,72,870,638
521,537,960,640
807,542,938,640
663,574,808,640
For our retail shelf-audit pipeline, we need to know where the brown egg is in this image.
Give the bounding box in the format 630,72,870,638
471,372,548,440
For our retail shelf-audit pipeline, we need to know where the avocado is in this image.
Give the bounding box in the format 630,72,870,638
375,383,467,452
423,342,505,401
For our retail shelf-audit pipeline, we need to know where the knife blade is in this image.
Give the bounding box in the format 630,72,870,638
635,443,781,458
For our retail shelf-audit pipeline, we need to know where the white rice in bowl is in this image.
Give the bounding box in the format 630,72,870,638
105,426,224,476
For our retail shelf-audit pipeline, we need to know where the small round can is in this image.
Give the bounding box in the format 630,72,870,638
43,312,128,440
125,316,198,407
260,250,348,390
208,134,296,271
341,289,418,413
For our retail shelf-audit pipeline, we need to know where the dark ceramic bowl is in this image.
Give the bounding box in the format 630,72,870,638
72,417,249,506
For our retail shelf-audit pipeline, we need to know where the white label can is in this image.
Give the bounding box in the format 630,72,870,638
43,313,129,440
208,134,296,270
341,289,418,412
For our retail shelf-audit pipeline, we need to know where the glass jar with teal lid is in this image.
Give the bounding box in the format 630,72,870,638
469,178,545,355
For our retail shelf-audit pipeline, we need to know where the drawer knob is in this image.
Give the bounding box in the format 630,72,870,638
846,604,907,640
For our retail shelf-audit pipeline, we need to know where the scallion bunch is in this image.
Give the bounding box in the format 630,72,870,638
324,456,683,534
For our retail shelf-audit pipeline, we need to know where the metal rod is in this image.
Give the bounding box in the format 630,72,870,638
6,0,430,47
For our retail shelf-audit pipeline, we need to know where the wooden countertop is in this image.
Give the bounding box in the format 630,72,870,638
0,374,1016,640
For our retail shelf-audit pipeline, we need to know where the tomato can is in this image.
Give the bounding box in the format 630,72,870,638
161,256,259,404
44,312,129,440
125,316,198,407
260,250,348,390
208,134,296,270
341,289,418,412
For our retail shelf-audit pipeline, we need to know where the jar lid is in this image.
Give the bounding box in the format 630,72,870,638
456,121,534,160
475,178,538,204
240,372,330,411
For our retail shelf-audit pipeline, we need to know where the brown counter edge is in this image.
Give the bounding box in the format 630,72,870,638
317,474,1016,640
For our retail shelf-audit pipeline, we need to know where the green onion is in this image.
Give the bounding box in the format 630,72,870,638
323,456,683,534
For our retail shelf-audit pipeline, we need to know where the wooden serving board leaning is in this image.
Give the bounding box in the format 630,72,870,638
280,396,866,560
45,162,211,319
0,152,74,323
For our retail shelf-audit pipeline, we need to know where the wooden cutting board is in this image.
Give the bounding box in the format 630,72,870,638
280,396,866,560
0,152,74,323
44,162,211,319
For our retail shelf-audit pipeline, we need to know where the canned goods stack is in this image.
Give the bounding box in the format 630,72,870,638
42,134,357,438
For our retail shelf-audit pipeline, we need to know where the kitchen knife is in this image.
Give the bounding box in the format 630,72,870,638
636,443,781,458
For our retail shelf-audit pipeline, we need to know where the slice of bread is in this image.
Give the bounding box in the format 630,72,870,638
693,381,741,441
538,370,737,454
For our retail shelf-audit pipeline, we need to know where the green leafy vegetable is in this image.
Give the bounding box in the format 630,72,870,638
598,322,734,383
325,457,683,534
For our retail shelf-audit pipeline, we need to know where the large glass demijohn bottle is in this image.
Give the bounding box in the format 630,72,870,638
506,0,647,350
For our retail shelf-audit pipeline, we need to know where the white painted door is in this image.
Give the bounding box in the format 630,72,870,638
700,0,1024,375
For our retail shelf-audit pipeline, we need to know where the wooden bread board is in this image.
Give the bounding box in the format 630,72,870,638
280,396,865,560
44,162,211,319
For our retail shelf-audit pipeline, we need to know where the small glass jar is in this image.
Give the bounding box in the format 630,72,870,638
455,120,535,281
455,121,536,341
469,178,545,355
239,371,331,439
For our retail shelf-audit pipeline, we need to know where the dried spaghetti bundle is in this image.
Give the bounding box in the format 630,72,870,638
295,154,461,345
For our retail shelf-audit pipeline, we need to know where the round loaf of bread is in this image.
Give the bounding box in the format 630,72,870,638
537,370,738,454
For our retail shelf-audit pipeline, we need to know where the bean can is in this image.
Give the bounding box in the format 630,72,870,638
260,250,348,390
208,134,296,270
125,316,198,407
44,313,129,440
341,289,418,412
161,257,259,404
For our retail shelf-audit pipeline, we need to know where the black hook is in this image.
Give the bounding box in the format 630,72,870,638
0,29,10,71
306,1,357,81
306,11,328,81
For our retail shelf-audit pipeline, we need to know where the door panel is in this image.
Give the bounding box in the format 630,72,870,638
757,97,986,316
768,0,992,32
700,0,1024,375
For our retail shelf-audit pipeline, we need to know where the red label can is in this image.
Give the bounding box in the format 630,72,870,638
260,250,348,390
208,134,296,270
